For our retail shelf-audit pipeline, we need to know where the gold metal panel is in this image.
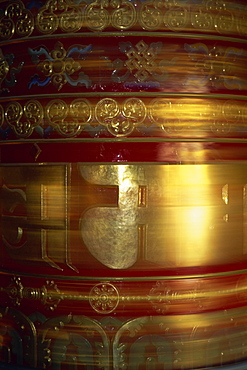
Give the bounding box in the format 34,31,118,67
1,163,247,271
79,163,246,270
0,165,69,270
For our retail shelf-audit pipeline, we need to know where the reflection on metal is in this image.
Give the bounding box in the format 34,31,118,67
1,163,247,272
1,306,247,368
1,0,247,368
3,273,247,313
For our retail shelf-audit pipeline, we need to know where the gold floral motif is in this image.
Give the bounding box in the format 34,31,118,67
206,0,227,12
0,0,33,40
89,283,119,314
139,0,163,30
164,6,189,31
95,98,119,124
46,98,91,137
210,100,241,135
0,0,245,39
36,42,80,91
1,98,247,138
237,5,247,36
139,1,189,31
185,43,247,90
95,97,146,136
191,9,214,30
36,0,82,34
85,0,136,31
148,281,197,314
215,10,235,34
111,0,137,29
149,98,185,133
5,100,43,137
29,42,92,91
139,0,243,35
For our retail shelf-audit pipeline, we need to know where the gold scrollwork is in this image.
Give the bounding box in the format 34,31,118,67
0,0,34,40
111,0,137,30
164,6,189,31
139,0,163,30
149,97,185,133
46,98,91,137
5,101,23,132
215,10,235,34
211,100,241,136
140,1,190,31
191,9,214,30
185,42,247,91
95,97,119,123
206,0,226,12
85,2,109,31
237,5,247,36
148,281,198,314
5,100,43,137
60,5,83,33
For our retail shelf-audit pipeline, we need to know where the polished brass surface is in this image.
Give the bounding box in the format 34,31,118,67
0,0,247,368
1,162,247,272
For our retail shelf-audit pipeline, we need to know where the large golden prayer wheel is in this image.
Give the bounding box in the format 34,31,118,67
0,0,247,369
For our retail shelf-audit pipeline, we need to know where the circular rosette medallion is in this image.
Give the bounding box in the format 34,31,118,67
89,283,119,314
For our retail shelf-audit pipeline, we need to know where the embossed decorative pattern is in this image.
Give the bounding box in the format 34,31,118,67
0,97,246,138
1,0,247,369
0,0,246,38
0,34,246,140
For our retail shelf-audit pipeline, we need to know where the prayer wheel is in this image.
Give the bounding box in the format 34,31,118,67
0,0,247,369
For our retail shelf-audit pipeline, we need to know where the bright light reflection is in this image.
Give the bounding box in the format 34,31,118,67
176,164,210,266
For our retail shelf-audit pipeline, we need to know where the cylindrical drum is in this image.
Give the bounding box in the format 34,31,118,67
0,0,247,369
